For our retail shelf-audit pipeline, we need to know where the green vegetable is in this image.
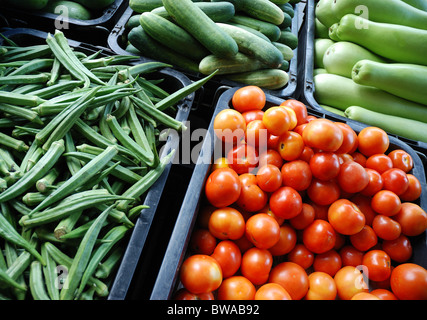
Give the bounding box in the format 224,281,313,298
277,29,298,49
233,0,285,25
129,0,163,13
230,15,281,41
44,1,92,20
199,52,266,75
73,0,115,10
224,68,289,90
314,38,334,69
29,261,50,300
315,0,336,28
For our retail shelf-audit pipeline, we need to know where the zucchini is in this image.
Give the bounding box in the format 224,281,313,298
44,1,91,20
127,26,200,73
129,0,163,13
331,0,427,30
225,69,289,90
225,22,271,42
278,3,295,19
126,15,142,29
233,0,285,25
322,41,386,78
72,0,115,10
217,23,284,68
139,12,210,61
230,15,281,41
151,2,236,23
199,52,266,75
162,0,238,58
313,73,427,123
272,42,294,61
331,14,427,66
314,38,334,69
278,12,293,29
277,29,298,49
345,106,427,143
352,60,427,106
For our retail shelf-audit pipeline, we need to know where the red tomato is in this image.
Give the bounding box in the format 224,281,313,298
351,292,380,300
309,152,341,181
313,249,342,277
351,151,367,167
282,106,298,130
227,143,259,175
390,263,427,300
267,132,280,150
240,247,273,285
362,249,392,282
335,122,358,154
381,168,409,196
328,199,366,235
232,85,266,113
281,160,312,191
262,106,291,136
180,254,223,294
245,213,281,249
280,99,308,126
334,266,369,300
393,202,427,236
245,119,268,148
268,223,297,256
370,289,398,300
340,245,364,267
350,194,376,226
189,229,217,255
290,203,315,230
217,276,256,300
258,149,283,168
277,131,304,161
241,109,264,125
239,172,257,186
233,234,254,254
305,271,337,300
388,149,413,172
211,157,229,172
288,244,314,270
213,109,246,144
255,283,292,300
211,240,242,278
208,207,246,240
302,220,337,254
269,186,303,219
269,262,309,300
256,164,282,193
173,288,215,300
302,118,343,152
349,225,378,252
298,146,315,162
382,234,413,263
307,178,340,206
360,168,383,197
205,167,241,208
337,160,369,194
365,153,393,174
371,190,402,216
372,215,401,241
357,126,389,157
236,182,268,213
400,174,422,201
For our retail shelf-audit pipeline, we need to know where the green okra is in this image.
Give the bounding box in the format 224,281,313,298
8,59,54,77
41,244,60,300
0,91,45,107
76,143,137,166
53,211,83,240
126,102,152,153
117,61,172,82
47,57,61,86
0,266,27,292
64,131,81,176
0,73,49,85
95,246,124,279
29,261,50,300
0,103,43,125
31,80,83,99
36,168,60,193
0,132,29,152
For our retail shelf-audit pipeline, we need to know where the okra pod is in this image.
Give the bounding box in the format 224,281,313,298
8,59,53,76
36,168,60,193
0,103,43,125
53,210,83,240
0,132,29,152
58,219,109,240
95,246,123,279
31,80,83,99
0,91,45,107
0,73,49,85
126,102,152,154
47,57,61,86
29,261,50,300
76,143,137,166
128,204,150,221
117,61,172,82
41,244,60,300
0,266,27,292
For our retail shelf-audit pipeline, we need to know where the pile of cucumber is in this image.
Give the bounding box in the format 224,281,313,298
125,0,301,90
313,0,427,143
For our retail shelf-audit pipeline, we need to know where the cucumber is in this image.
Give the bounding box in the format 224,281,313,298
277,12,292,29
270,0,291,4
230,15,281,41
126,14,142,29
313,73,427,123
322,41,386,78
44,1,91,20
72,0,115,10
127,26,200,73
315,0,338,28
151,2,235,23
272,42,294,61
129,0,163,13
225,69,289,90
277,30,298,49
139,12,209,61
278,3,295,18
331,0,427,30
162,0,238,58
352,60,427,106
345,106,427,143
217,23,284,68
314,38,334,69
4,0,48,10
225,22,271,42
199,52,266,75
401,0,427,11
233,0,285,25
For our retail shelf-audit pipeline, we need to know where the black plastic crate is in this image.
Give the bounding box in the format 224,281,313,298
107,3,301,99
0,27,196,300
150,87,427,300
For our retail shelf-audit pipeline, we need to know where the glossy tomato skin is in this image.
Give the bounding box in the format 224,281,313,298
256,164,282,193
214,109,246,144
189,229,217,255
281,160,312,191
372,215,401,241
362,250,392,282
360,168,383,197
255,283,292,300
340,245,364,267
390,263,427,300
337,160,369,194
393,202,427,236
302,118,343,152
334,266,369,300
371,190,402,217
350,225,378,252
245,213,280,249
245,119,268,148
309,152,341,181
227,143,259,175
258,149,283,168
400,174,422,201
217,276,256,300
305,271,337,300
236,182,268,213
277,131,304,161
328,199,366,235
269,186,303,219
208,207,245,240
381,168,409,196
240,247,273,285
211,240,242,278
268,262,309,300
232,85,266,113
268,224,297,256
302,220,337,254
173,288,215,300
289,203,315,230
313,249,342,277
335,122,358,154
205,167,241,208
370,289,398,300
242,109,264,125
287,244,314,270
357,126,389,157
307,178,340,206
280,99,308,126
365,154,393,174
388,149,413,172
262,106,291,136
382,234,412,263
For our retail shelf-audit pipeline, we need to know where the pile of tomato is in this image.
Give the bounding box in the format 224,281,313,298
173,86,427,300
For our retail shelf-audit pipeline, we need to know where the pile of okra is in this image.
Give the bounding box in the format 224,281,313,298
0,30,214,300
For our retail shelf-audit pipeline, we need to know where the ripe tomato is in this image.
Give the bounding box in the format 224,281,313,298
302,220,337,254
227,143,259,175
245,119,268,148
281,160,312,191
262,106,291,136
388,149,413,172
370,289,398,300
267,132,280,150
302,118,343,152
362,249,391,282
334,266,369,300
307,178,340,206
208,207,245,240
313,249,342,277
217,276,256,300
349,225,378,252
245,213,281,249
360,168,383,197
232,85,266,113
328,199,366,235
280,99,308,126
277,131,304,161
340,245,364,267
287,244,314,270
255,283,292,300
173,288,215,300
390,263,427,300
213,109,246,144
205,167,241,208
357,126,389,157
351,292,380,300
258,149,283,168
351,151,367,167
268,223,297,256
309,152,341,181
365,154,393,174
393,202,427,236
372,215,401,241
269,186,303,219
281,106,298,130
189,229,217,255
381,168,409,196
371,190,402,216
298,146,315,162
400,174,422,201
211,157,229,172
382,234,413,263
289,203,315,230
269,262,309,300
240,247,273,285
256,164,282,193
350,194,376,226
305,271,337,300
335,122,358,154
337,160,369,194
236,182,268,213
180,254,223,294
211,240,242,279
241,109,264,125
